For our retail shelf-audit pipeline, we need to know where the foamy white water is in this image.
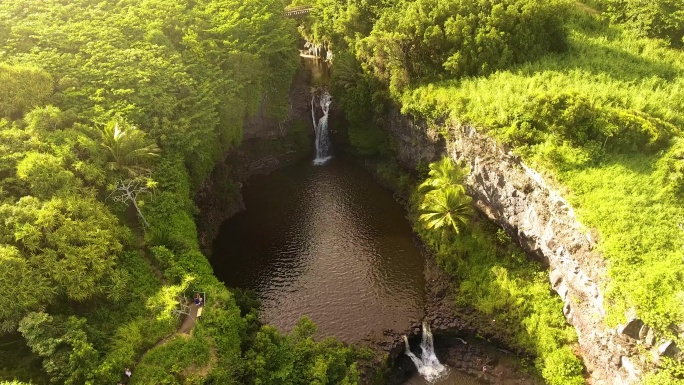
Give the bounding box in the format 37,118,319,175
404,322,449,383
312,90,332,164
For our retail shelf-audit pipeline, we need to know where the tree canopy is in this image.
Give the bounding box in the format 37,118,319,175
0,1,365,384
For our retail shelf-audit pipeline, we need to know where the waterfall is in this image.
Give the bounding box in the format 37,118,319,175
312,90,332,165
403,322,449,383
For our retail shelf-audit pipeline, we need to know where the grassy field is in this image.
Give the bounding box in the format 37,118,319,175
402,3,684,339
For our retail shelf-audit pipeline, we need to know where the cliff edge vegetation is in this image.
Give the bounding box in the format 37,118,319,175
298,0,684,382
0,1,362,384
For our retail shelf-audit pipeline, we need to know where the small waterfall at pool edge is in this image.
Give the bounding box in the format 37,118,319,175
312,90,332,165
403,323,449,383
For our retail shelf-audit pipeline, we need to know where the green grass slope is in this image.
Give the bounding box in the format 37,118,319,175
402,1,684,348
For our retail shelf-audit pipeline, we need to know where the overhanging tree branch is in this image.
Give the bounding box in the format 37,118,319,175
108,179,151,228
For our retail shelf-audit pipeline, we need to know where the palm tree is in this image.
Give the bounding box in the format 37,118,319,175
101,119,159,177
419,186,474,235
418,157,467,193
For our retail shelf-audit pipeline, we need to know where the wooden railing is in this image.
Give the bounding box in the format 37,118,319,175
284,5,313,17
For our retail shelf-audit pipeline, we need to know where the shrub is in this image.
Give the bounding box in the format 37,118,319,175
540,347,585,385
655,137,684,197
133,335,211,384
599,107,675,153
0,64,53,120
601,0,684,47
357,0,569,94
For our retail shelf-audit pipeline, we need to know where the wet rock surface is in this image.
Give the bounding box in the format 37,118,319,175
391,338,543,385
361,323,541,385
359,325,540,385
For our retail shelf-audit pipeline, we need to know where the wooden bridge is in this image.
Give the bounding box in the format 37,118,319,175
284,5,313,17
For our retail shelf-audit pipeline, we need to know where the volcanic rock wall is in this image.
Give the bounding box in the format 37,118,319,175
384,109,663,384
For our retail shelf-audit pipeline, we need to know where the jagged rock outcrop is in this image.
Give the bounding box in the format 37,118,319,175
448,124,635,384
384,108,446,167
382,108,674,384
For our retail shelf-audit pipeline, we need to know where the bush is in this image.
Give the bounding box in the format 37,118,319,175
356,0,569,94
133,335,211,384
347,123,388,156
540,347,585,385
94,318,176,383
600,0,684,47
656,137,684,197
0,64,53,120
243,317,361,385
599,107,675,153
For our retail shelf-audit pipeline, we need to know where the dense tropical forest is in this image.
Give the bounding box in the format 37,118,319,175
0,1,361,384
1,0,683,384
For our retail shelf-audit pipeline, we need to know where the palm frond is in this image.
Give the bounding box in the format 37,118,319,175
101,119,159,177
418,157,467,192
419,186,474,235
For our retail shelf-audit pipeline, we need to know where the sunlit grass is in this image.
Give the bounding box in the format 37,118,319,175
561,155,684,330
402,4,684,334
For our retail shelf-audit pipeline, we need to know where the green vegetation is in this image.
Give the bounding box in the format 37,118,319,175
417,158,473,235
243,317,361,385
355,0,568,95
300,0,684,382
133,335,211,384
413,159,584,385
400,5,684,336
595,0,684,47
0,0,362,384
2,0,683,381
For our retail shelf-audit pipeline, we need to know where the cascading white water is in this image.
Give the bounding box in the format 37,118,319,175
312,90,332,165
403,322,449,383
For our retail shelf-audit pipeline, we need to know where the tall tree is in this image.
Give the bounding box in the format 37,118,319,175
0,195,124,333
18,312,98,385
419,186,474,235
100,119,160,178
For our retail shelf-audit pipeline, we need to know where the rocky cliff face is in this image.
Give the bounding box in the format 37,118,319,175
194,60,314,253
449,124,639,385
383,108,446,168
383,108,667,384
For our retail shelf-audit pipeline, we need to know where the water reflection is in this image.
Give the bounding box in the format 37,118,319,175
212,156,425,342
403,370,485,385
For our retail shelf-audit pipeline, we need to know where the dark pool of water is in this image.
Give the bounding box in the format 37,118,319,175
211,156,426,342
403,371,484,385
